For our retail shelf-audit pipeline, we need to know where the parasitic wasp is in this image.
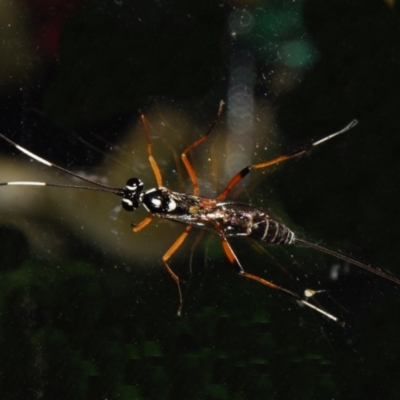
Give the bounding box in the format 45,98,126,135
1,101,399,325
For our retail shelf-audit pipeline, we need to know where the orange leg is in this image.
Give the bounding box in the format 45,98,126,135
139,106,224,314
217,152,305,201
220,233,341,324
132,215,154,233
217,119,358,201
133,218,191,316
221,235,295,292
162,226,192,316
181,101,224,195
140,113,163,187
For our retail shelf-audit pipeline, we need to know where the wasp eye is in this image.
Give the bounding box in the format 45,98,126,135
126,178,144,192
122,198,136,211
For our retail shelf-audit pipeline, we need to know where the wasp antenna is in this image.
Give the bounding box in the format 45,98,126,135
0,132,118,191
0,180,122,194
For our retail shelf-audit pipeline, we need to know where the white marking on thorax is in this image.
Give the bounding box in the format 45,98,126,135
150,198,162,208
166,198,177,211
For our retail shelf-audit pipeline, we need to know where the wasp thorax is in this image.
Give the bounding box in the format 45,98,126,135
122,178,144,211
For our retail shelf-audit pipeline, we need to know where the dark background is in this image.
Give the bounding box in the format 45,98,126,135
1,0,400,399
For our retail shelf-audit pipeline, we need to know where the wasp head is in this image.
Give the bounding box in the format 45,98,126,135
121,178,144,211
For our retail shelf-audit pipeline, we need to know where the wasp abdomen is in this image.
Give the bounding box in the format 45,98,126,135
220,205,295,245
250,216,295,245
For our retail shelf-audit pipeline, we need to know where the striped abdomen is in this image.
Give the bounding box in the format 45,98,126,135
218,203,295,245
249,215,295,245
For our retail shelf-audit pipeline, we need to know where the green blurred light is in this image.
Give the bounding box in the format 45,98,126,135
280,39,319,68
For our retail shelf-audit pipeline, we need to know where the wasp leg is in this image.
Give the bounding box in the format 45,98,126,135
132,215,154,233
140,113,163,187
162,226,192,316
217,120,358,201
220,234,341,324
181,101,224,195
